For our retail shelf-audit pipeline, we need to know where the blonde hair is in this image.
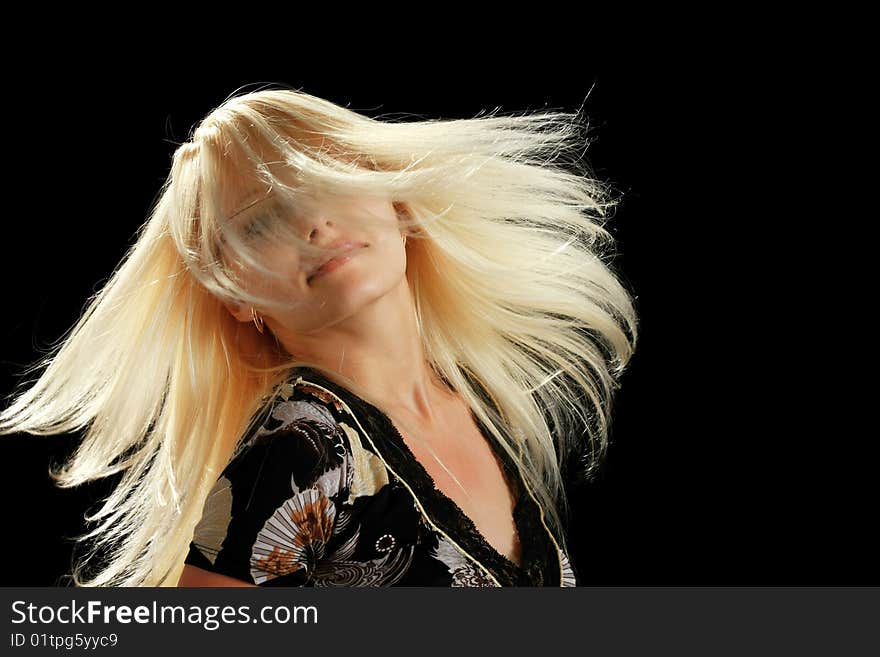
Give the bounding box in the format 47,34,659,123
0,85,638,586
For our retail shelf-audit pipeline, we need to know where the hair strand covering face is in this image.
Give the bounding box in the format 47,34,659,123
0,86,637,586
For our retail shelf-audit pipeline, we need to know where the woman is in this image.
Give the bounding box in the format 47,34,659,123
0,87,637,586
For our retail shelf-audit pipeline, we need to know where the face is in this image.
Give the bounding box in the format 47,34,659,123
222,190,409,337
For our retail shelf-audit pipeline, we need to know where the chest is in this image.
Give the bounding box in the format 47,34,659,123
391,404,523,567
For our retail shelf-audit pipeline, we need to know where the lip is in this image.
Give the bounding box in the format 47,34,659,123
307,241,367,282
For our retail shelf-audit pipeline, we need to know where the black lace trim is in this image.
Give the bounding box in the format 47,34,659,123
288,366,560,587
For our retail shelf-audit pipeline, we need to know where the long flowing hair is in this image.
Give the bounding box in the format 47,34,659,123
0,86,638,586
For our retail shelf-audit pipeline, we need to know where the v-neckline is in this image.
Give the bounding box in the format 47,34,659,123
287,366,540,580
386,403,530,572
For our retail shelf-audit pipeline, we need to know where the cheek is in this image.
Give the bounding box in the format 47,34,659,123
228,252,304,297
373,243,409,283
354,198,400,233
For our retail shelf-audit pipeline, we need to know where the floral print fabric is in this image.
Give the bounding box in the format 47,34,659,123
185,367,578,587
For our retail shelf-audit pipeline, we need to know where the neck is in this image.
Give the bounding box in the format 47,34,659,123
278,277,456,425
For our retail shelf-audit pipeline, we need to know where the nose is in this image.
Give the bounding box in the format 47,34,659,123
303,218,334,245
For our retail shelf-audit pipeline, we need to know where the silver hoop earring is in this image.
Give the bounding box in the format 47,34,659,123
251,307,265,334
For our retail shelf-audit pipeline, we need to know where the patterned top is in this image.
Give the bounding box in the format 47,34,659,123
185,366,577,587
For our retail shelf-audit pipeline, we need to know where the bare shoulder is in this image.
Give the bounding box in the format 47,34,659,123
177,564,257,588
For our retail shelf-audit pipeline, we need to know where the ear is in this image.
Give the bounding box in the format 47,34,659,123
393,200,419,238
223,299,253,324
393,200,411,220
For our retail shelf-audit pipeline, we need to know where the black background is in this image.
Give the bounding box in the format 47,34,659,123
1,49,872,586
